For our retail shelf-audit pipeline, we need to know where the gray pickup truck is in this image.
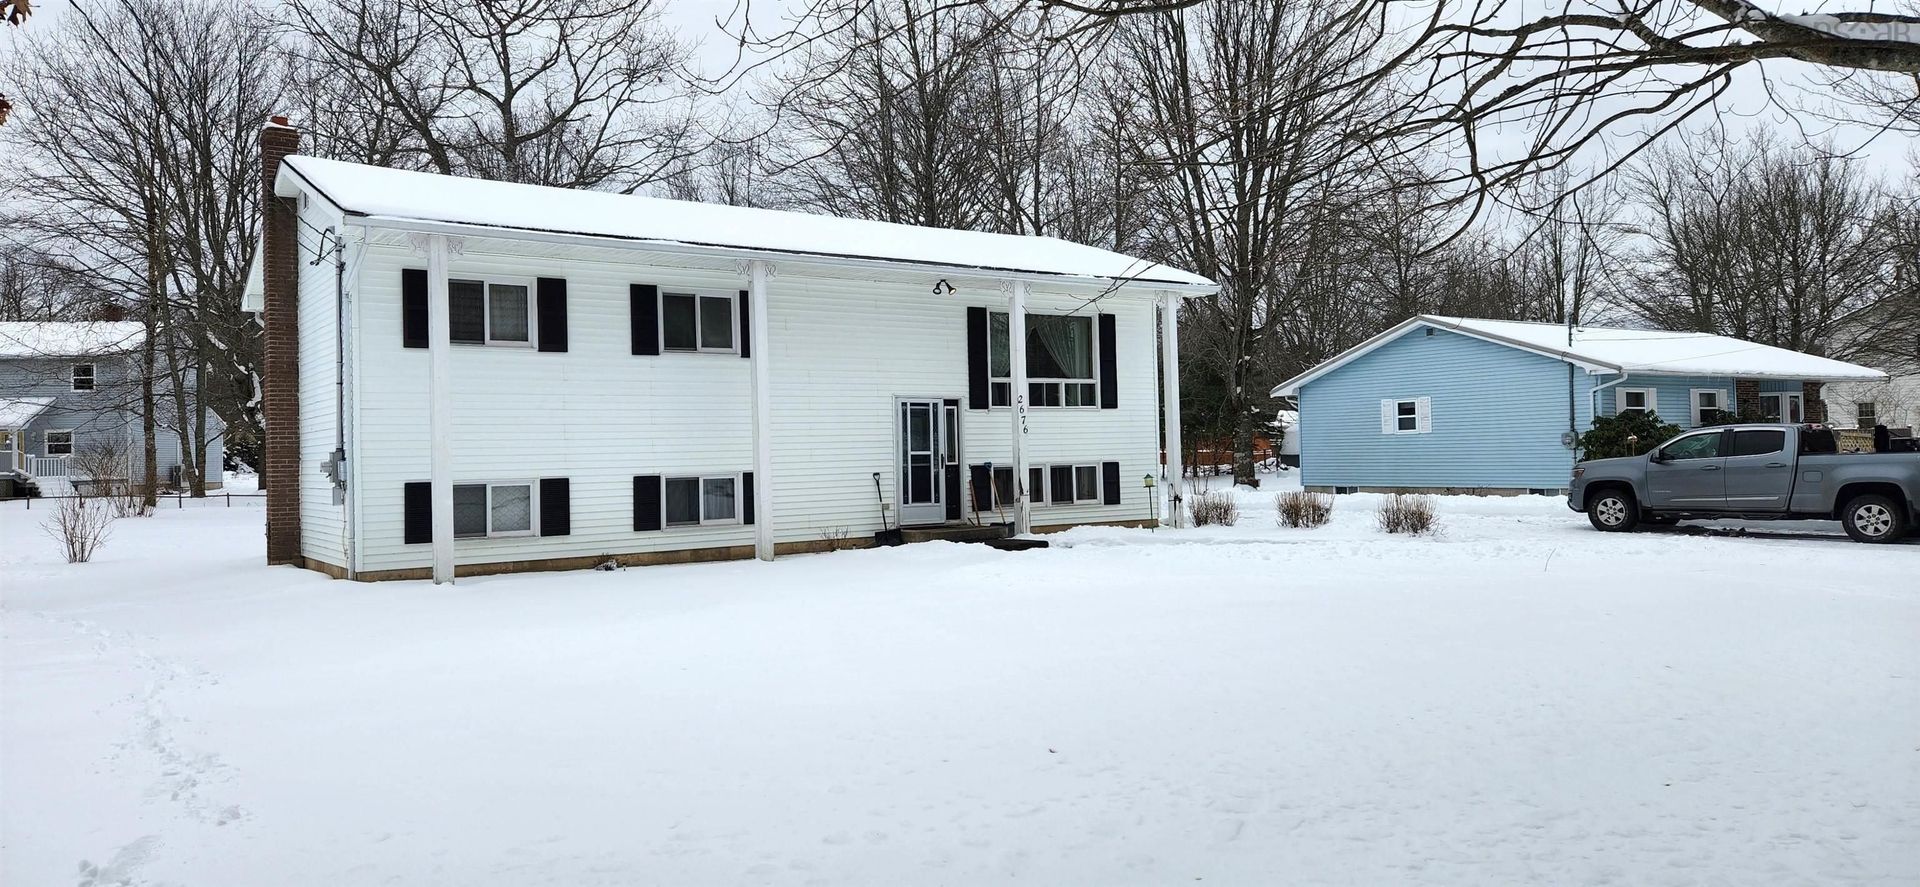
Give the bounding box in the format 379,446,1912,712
1569,423,1920,543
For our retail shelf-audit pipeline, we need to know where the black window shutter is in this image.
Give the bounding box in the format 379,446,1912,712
537,278,568,352
631,284,660,356
967,306,989,410
1098,313,1118,409
1050,466,1074,504
539,477,570,536
1102,461,1122,505
402,269,428,349
634,475,662,531
742,471,755,524
403,481,431,543
738,289,751,359
970,464,992,511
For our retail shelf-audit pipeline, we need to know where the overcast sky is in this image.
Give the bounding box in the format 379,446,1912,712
5,0,1914,185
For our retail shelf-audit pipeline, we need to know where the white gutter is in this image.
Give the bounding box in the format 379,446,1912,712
348,215,1220,298
1590,372,1630,426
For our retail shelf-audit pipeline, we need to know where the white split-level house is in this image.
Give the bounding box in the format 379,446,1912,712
246,121,1213,581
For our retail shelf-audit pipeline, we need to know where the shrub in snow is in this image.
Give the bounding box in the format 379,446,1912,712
1189,490,1239,526
1376,494,1438,535
818,527,857,551
44,496,114,563
1276,490,1333,528
1578,411,1682,461
71,440,149,518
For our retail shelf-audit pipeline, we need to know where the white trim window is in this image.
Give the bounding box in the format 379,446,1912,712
70,363,96,392
1379,397,1432,435
1033,463,1101,505
661,291,737,354
1615,387,1656,416
45,429,75,457
665,474,740,526
1855,401,1878,428
453,481,537,538
989,311,1098,408
1689,388,1729,426
449,277,535,347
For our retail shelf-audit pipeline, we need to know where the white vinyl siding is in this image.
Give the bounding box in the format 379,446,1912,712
338,228,1161,574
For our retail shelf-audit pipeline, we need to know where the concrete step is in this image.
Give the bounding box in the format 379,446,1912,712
896,522,1013,545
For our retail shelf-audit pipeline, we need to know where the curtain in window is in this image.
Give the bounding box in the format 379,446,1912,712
702,478,736,521
1028,315,1092,379
489,284,529,342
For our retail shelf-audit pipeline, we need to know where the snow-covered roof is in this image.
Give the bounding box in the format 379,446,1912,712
1271,315,1888,396
0,396,55,428
0,322,145,359
277,156,1215,291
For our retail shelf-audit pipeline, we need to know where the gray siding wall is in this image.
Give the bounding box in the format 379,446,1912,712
0,353,224,486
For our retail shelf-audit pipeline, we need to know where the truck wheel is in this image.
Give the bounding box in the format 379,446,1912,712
1587,488,1640,533
1841,494,1909,544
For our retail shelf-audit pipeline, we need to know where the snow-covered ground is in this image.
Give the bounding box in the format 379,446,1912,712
4,480,1917,886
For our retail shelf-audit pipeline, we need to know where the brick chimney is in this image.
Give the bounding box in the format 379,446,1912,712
261,116,302,565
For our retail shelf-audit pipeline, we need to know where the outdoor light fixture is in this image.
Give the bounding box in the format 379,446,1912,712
1143,473,1157,530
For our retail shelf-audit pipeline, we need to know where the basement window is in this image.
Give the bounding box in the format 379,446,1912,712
453,482,535,538
449,278,533,347
664,475,739,526
662,292,736,353
1036,463,1101,505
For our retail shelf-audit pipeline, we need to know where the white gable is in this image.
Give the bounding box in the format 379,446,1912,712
277,156,1215,291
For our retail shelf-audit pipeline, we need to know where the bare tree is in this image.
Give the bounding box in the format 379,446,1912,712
283,0,699,192
1623,135,1899,359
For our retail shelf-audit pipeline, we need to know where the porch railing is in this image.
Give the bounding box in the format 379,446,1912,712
27,455,73,479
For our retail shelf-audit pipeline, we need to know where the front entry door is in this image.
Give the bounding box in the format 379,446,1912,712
1760,392,1804,424
897,398,947,525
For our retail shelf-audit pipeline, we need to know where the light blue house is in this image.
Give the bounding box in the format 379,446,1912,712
1270,316,1887,493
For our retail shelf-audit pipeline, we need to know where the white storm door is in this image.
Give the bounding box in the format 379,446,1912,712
897,398,946,526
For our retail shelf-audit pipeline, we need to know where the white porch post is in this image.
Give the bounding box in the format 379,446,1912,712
749,260,775,561
1159,291,1184,528
1009,279,1032,535
426,233,455,583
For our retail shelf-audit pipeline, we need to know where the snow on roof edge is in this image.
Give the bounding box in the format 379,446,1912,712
279,156,1217,292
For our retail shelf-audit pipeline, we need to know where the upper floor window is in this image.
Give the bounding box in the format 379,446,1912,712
662,292,736,353
71,364,96,392
449,278,532,346
989,311,1096,407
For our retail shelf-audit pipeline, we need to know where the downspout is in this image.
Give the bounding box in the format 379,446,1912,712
1590,371,1630,427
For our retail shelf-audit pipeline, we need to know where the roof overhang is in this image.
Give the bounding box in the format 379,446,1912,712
276,163,1218,299
1269,316,1621,397
0,397,55,429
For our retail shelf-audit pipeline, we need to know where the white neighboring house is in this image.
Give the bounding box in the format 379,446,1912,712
1825,373,1920,436
246,122,1215,581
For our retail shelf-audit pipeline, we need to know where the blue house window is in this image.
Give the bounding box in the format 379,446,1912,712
1381,398,1431,435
